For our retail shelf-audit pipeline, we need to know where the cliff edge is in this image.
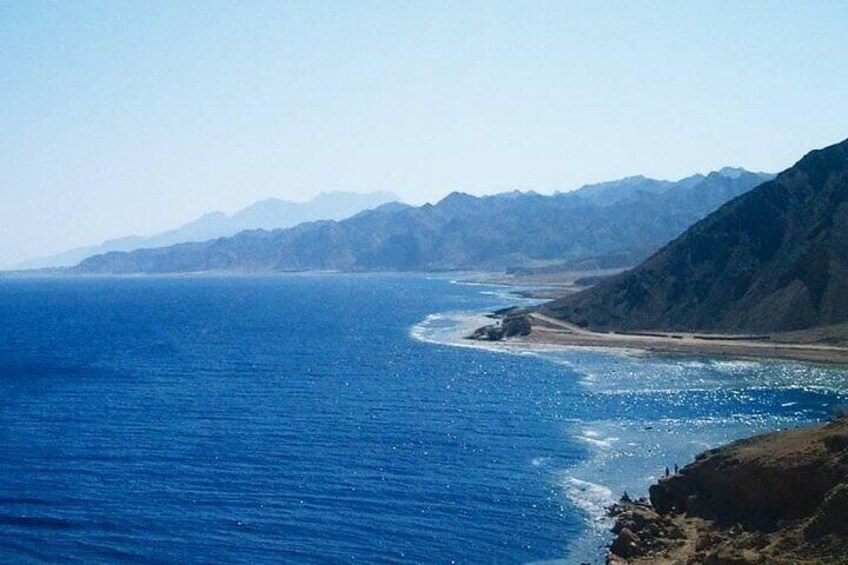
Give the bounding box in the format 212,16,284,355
607,416,848,564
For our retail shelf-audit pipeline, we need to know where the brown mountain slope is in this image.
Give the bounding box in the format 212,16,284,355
544,138,848,333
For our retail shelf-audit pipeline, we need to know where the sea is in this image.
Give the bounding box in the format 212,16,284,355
0,274,846,564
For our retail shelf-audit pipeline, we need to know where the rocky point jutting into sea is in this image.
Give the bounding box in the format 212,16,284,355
606,415,848,564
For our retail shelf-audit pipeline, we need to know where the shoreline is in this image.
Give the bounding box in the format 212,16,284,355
471,311,848,367
454,272,848,367
606,417,848,564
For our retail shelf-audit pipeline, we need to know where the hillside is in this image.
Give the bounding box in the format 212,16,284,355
73,170,771,274
545,138,848,333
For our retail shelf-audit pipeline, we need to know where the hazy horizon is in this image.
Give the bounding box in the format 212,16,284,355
8,166,767,268
3,1,847,265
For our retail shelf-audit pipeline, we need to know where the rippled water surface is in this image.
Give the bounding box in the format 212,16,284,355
0,275,846,564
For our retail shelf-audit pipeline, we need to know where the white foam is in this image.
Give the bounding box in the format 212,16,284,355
576,429,621,449
408,310,568,358
558,475,615,526
578,436,618,449
408,311,497,347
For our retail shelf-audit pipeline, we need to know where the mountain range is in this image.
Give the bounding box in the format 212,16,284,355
73,168,773,274
19,191,401,269
544,138,848,333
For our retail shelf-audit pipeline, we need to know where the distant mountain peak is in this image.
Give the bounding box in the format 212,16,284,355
710,166,770,180
198,211,227,220
490,189,537,199
439,191,477,204
716,166,748,178
18,190,401,269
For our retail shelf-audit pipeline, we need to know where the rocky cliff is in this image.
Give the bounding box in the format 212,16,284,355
607,416,848,564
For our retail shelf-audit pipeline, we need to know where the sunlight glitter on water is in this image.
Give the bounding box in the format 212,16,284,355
411,303,848,564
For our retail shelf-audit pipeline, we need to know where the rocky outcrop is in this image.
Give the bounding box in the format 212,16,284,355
608,416,848,564
468,313,532,341
606,500,685,562
804,482,848,540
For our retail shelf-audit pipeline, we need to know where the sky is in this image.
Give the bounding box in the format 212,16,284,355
2,1,848,266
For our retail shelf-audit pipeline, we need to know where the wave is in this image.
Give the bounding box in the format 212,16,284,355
409,311,498,348
576,430,620,450
558,476,615,527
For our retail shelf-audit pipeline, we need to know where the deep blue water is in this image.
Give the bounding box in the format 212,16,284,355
0,275,845,564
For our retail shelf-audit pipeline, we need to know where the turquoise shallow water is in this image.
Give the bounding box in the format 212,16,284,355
0,275,845,564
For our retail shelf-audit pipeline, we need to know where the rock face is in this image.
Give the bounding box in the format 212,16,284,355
72,170,770,274
545,137,848,333
607,500,685,562
804,482,848,540
468,314,532,341
608,417,848,564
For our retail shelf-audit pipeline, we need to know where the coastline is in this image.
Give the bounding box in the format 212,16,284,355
410,283,848,564
453,269,848,367
472,311,848,367
605,416,848,564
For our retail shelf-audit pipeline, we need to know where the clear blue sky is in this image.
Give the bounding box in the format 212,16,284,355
2,1,847,265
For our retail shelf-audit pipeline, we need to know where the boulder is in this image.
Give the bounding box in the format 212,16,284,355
610,527,643,559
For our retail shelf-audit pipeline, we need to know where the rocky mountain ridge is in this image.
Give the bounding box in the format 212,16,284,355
72,169,772,274
18,191,401,269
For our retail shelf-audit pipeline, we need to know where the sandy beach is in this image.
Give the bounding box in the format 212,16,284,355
500,312,848,366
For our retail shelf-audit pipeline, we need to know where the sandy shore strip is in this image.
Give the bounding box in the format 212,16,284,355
499,313,848,366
